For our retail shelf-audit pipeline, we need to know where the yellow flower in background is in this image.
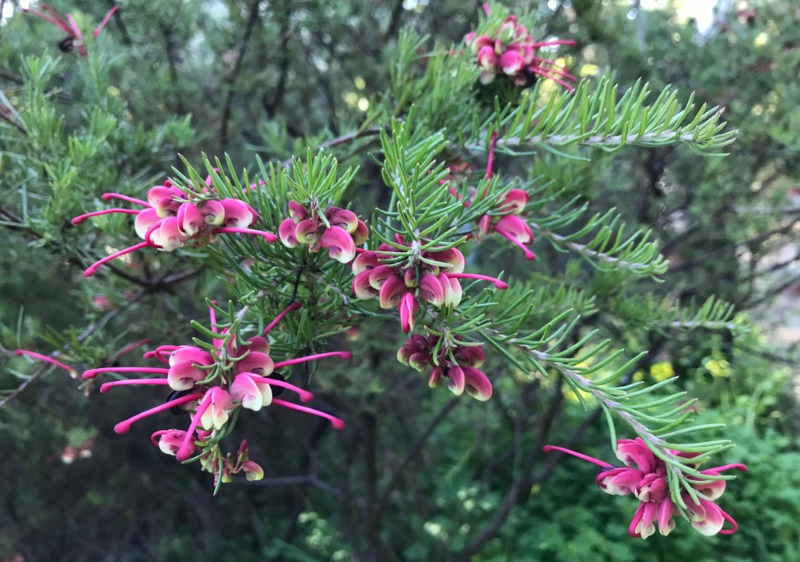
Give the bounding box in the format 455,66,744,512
650,362,675,382
704,358,732,378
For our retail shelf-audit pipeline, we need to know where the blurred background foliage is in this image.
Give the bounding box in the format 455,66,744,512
1,0,799,560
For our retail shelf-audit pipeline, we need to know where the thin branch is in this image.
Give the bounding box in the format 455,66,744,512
372,397,460,522
0,69,23,84
667,218,800,274
0,294,141,409
278,127,383,168
453,385,564,561
383,0,405,42
219,0,261,152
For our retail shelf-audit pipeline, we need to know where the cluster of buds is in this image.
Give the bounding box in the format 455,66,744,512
352,239,508,333
155,434,265,483
279,201,369,264
72,180,277,277
80,303,349,485
465,15,576,90
445,134,535,260
397,334,492,400
474,188,535,260
544,438,747,538
23,4,119,57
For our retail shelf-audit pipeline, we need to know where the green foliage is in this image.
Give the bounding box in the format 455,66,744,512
1,0,799,560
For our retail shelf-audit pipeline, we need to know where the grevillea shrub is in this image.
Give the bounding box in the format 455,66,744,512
3,1,796,559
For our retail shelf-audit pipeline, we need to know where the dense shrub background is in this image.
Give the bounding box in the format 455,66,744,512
1,1,799,560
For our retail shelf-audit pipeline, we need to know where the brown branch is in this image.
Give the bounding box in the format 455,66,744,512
371,397,460,527
0,69,23,84
452,384,565,561
667,217,800,275
158,23,185,114
0,96,27,135
383,0,405,42
219,0,261,153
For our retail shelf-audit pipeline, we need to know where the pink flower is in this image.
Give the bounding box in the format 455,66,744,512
397,335,492,400
199,387,233,431
351,242,507,333
465,14,577,90
72,181,277,277
82,302,350,485
543,438,747,538
279,201,367,263
24,4,119,57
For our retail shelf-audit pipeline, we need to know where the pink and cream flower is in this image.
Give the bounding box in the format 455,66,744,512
352,239,507,333
279,201,369,263
397,334,493,400
465,14,577,90
543,437,747,538
81,302,350,483
23,4,119,57
72,179,277,277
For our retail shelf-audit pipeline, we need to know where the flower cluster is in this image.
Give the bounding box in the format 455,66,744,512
397,334,492,400
445,134,535,260
72,181,277,277
80,303,349,485
279,201,369,263
465,15,576,90
544,438,747,538
474,188,535,260
23,4,119,57
352,239,508,333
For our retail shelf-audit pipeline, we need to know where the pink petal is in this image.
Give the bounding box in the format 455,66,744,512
353,270,379,300
455,345,485,368
352,220,369,245
320,225,356,263
615,438,657,473
462,366,492,400
379,275,407,309
295,219,321,245
635,473,667,502
288,200,307,222
352,251,381,275
279,218,299,248
201,200,225,226
369,266,398,290
177,202,204,236
169,346,214,367
494,215,533,244
167,360,207,391
418,274,445,307
399,292,418,334
687,499,726,536
596,467,643,496
441,273,462,307
477,45,498,70
134,208,161,239
148,216,189,251
425,248,465,274
199,387,233,431
220,199,258,228
446,365,466,396
428,366,444,388
500,189,528,214
234,351,275,377
499,50,525,75
326,207,359,234
657,497,677,536
231,373,271,411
